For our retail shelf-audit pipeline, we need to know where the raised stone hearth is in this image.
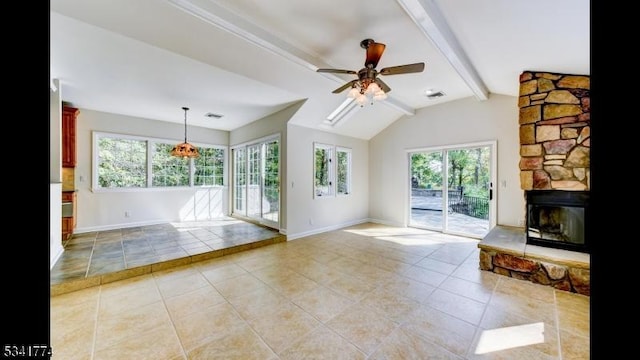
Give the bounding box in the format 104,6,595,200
479,225,590,296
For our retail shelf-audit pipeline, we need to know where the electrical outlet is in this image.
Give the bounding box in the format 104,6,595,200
125,211,131,218
518,219,525,226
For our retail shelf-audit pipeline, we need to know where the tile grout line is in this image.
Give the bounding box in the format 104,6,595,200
155,273,190,359
553,289,563,360
89,286,102,360
84,234,98,279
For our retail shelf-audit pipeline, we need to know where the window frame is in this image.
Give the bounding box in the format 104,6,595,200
314,142,334,198
92,131,227,192
313,142,352,199
336,146,352,196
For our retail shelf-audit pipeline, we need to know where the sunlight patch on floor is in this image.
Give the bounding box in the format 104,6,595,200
372,235,444,246
474,322,545,354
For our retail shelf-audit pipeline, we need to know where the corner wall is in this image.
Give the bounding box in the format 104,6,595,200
229,102,302,232
74,109,230,232
286,124,369,238
50,81,64,268
369,94,523,227
50,81,62,182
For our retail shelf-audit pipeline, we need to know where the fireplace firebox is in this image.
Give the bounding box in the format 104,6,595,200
526,190,589,253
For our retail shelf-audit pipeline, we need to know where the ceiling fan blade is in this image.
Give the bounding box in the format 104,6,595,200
332,80,359,94
365,42,386,68
379,62,425,76
317,68,357,75
375,78,391,93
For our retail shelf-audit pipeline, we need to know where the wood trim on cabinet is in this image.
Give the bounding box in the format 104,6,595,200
62,191,77,241
62,106,79,168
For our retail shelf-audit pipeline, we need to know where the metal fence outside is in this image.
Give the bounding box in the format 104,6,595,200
412,188,488,220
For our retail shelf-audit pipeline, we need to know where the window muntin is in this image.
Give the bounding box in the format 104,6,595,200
232,136,280,227
314,143,351,198
97,136,147,188
234,148,247,212
314,143,334,197
336,147,351,195
152,143,190,187
194,147,225,186
94,132,225,191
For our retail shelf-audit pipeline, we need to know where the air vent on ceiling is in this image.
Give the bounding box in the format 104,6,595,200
205,112,224,119
425,90,446,100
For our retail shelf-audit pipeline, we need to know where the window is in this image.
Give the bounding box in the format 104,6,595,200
232,136,280,227
194,147,225,186
314,143,351,198
152,143,190,187
97,136,147,188
314,143,334,197
94,132,226,190
336,147,351,195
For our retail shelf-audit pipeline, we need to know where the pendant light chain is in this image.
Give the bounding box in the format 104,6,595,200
183,107,188,143
170,106,199,159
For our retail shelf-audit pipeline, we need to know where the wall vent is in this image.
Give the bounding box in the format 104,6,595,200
205,112,224,119
426,91,446,99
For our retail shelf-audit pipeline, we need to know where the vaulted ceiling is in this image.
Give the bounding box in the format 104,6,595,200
50,0,589,140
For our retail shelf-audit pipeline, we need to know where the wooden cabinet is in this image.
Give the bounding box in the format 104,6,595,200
62,191,77,241
62,106,79,168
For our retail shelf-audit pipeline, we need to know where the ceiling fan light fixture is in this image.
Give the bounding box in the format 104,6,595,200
366,82,380,95
355,93,368,106
373,90,388,101
171,107,199,159
317,38,424,107
347,87,360,99
352,80,386,106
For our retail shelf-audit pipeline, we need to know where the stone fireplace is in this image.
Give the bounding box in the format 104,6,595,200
478,71,590,296
518,71,590,254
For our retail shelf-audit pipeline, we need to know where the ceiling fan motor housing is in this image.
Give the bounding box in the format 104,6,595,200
316,38,424,95
360,39,375,49
358,68,377,89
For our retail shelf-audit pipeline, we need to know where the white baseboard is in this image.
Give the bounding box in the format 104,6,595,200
366,217,405,228
50,247,64,270
286,218,369,240
74,219,176,234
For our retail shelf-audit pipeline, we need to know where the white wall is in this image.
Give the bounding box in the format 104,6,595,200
74,109,230,232
50,80,62,182
50,183,63,269
369,94,523,227
230,102,304,232
65,95,521,236
50,81,64,268
286,124,369,239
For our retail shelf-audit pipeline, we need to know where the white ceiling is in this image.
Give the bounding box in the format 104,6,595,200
50,0,590,140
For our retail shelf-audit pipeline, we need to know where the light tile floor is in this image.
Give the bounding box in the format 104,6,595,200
50,222,590,359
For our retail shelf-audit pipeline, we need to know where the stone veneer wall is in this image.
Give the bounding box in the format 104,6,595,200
479,248,590,296
478,71,592,296
518,71,590,190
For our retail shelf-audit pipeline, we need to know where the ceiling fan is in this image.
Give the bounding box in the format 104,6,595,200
316,38,425,103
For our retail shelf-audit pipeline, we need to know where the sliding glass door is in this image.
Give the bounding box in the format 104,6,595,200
409,142,495,238
232,136,280,228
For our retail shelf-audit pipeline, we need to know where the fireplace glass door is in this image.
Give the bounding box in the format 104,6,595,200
526,190,589,253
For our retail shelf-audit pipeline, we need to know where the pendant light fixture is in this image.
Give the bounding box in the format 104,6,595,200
171,107,199,159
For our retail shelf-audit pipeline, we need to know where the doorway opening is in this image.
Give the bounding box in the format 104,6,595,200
408,141,496,238
232,135,280,229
